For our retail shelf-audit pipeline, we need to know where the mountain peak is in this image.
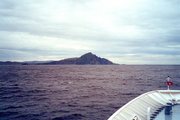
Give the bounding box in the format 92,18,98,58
76,52,113,65
45,52,114,65
81,52,94,56
80,52,96,58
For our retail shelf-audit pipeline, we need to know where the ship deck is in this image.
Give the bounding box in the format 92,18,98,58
108,90,180,120
155,105,180,120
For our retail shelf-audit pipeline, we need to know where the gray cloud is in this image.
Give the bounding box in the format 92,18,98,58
0,0,180,64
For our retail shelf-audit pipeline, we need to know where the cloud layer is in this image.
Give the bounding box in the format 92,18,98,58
0,0,180,64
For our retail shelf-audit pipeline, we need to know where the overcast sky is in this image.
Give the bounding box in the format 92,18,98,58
0,0,180,64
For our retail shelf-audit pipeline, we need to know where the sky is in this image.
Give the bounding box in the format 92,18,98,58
0,0,180,64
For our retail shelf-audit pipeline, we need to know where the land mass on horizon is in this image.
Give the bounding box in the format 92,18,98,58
0,52,115,65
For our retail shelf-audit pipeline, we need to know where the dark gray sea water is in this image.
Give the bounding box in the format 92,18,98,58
0,65,180,120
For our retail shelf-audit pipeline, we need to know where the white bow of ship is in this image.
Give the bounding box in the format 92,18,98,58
108,77,180,120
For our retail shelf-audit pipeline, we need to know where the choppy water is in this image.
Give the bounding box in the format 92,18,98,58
0,65,180,120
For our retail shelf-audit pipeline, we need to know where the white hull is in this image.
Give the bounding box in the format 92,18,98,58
108,90,180,120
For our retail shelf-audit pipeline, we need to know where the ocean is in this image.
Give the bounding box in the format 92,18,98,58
0,65,180,120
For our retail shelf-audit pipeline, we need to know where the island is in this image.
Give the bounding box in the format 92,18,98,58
0,52,115,65
43,52,114,65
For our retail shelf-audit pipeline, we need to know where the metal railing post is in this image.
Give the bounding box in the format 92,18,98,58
147,107,151,120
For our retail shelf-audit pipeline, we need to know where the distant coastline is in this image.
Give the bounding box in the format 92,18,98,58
0,52,115,65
